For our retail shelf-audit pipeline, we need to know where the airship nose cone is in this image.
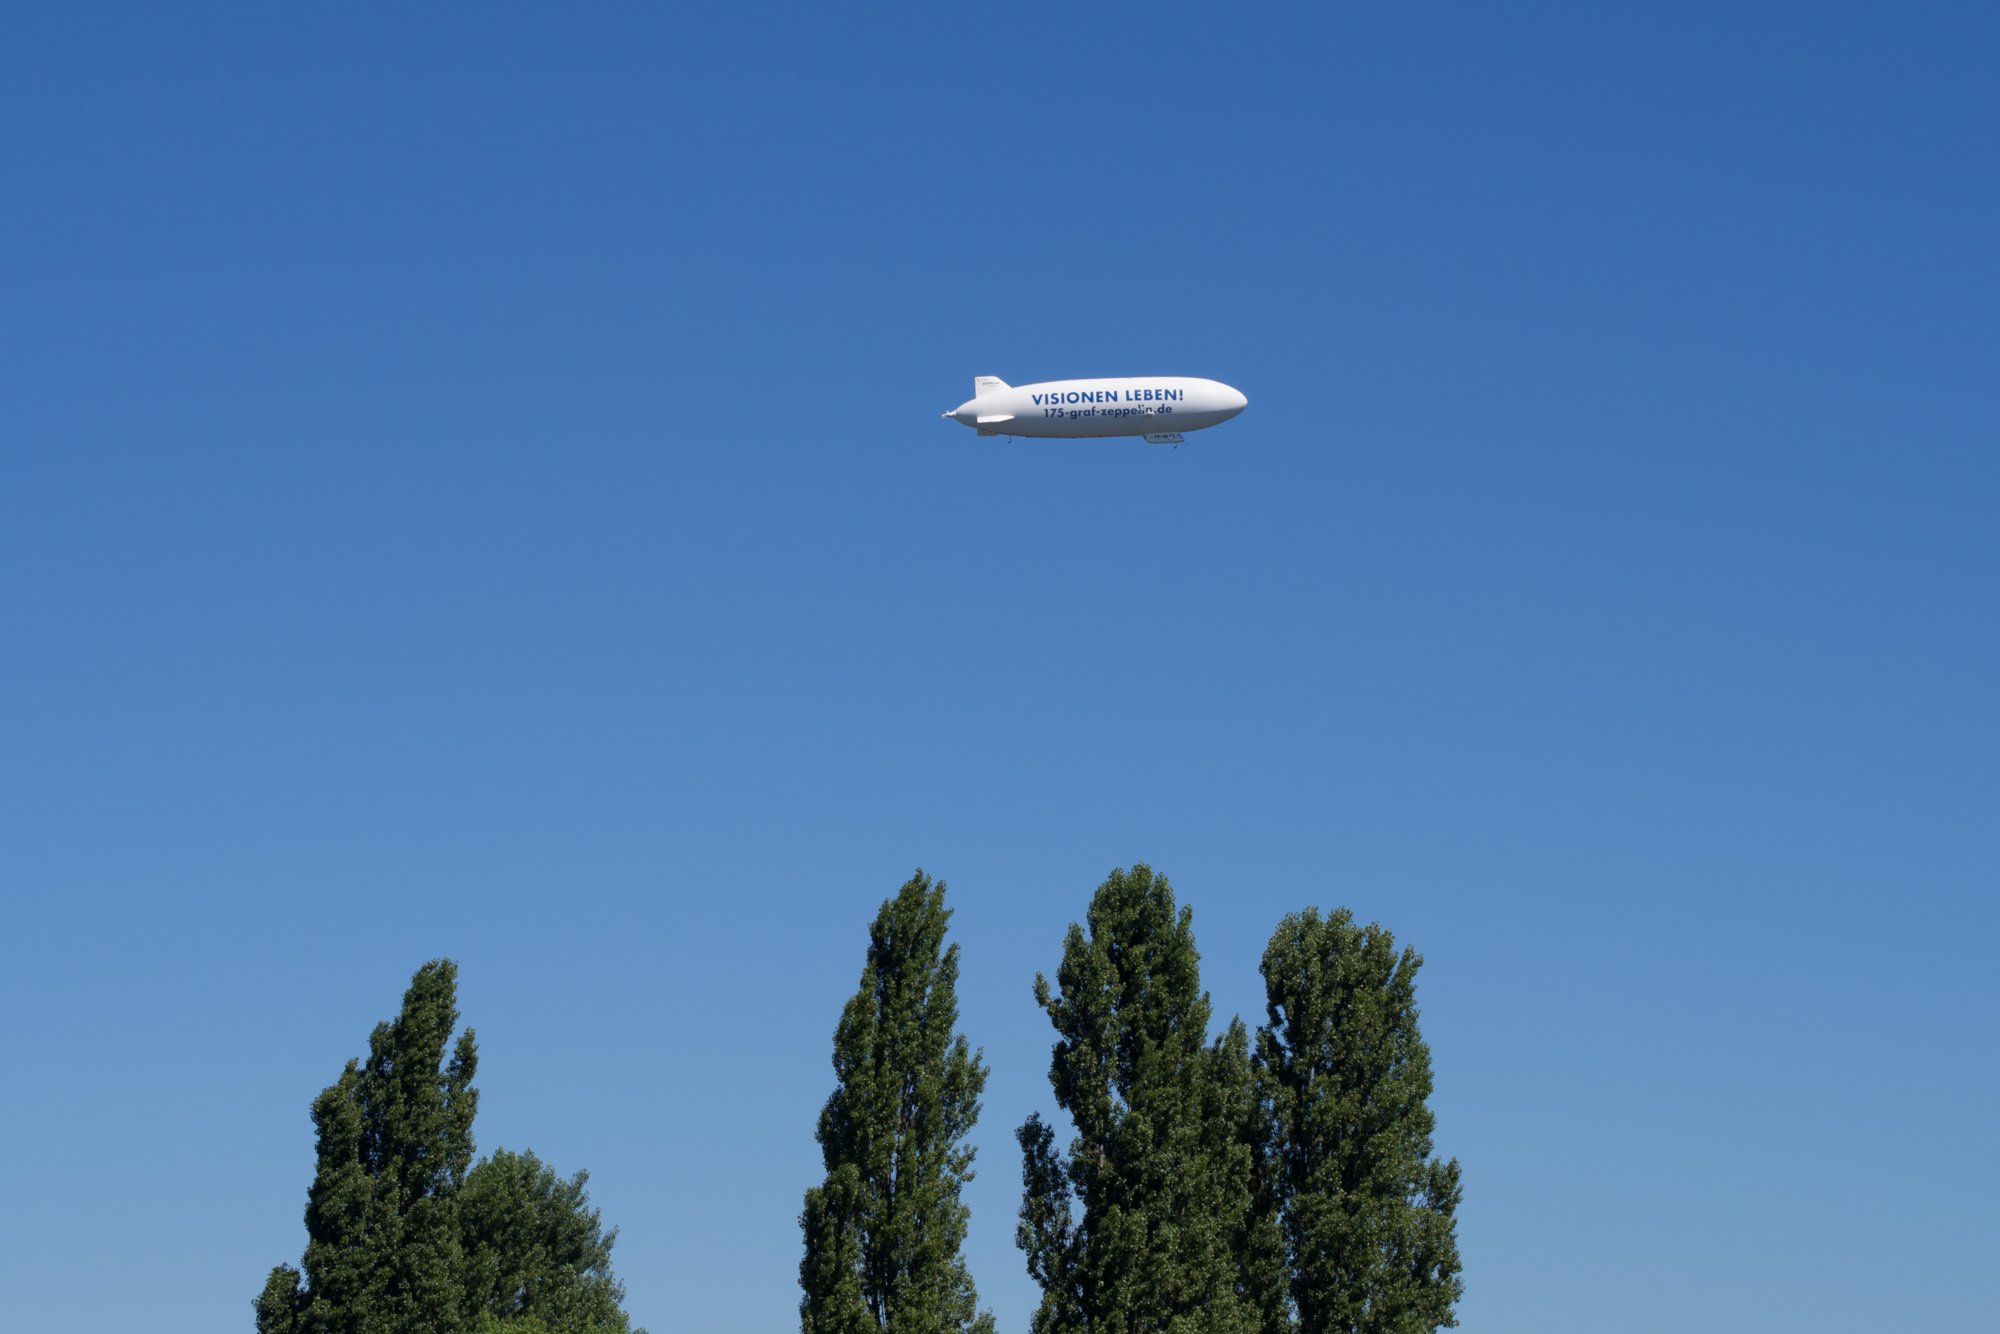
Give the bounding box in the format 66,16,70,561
1227,387,1248,413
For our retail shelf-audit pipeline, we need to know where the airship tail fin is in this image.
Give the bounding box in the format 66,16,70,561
973,375,1009,398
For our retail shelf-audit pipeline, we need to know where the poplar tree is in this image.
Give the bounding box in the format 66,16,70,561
1016,864,1267,1334
800,871,995,1334
1255,909,1463,1334
258,959,480,1334
257,961,641,1333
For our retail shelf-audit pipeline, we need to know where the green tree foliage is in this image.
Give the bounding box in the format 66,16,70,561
461,1149,633,1334
258,961,639,1334
1016,864,1274,1334
801,870,995,1334
1212,1017,1291,1334
260,958,480,1334
1255,909,1463,1334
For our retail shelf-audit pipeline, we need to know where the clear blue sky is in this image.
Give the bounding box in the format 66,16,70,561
2,4,1994,1331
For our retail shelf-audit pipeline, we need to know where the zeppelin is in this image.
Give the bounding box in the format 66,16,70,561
942,375,1248,445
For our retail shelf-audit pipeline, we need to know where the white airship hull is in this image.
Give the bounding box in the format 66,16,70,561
943,376,1247,441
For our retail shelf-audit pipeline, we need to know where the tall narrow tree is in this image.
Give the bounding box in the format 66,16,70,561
258,959,480,1334
1255,909,1462,1334
801,871,995,1334
1016,864,1268,1334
